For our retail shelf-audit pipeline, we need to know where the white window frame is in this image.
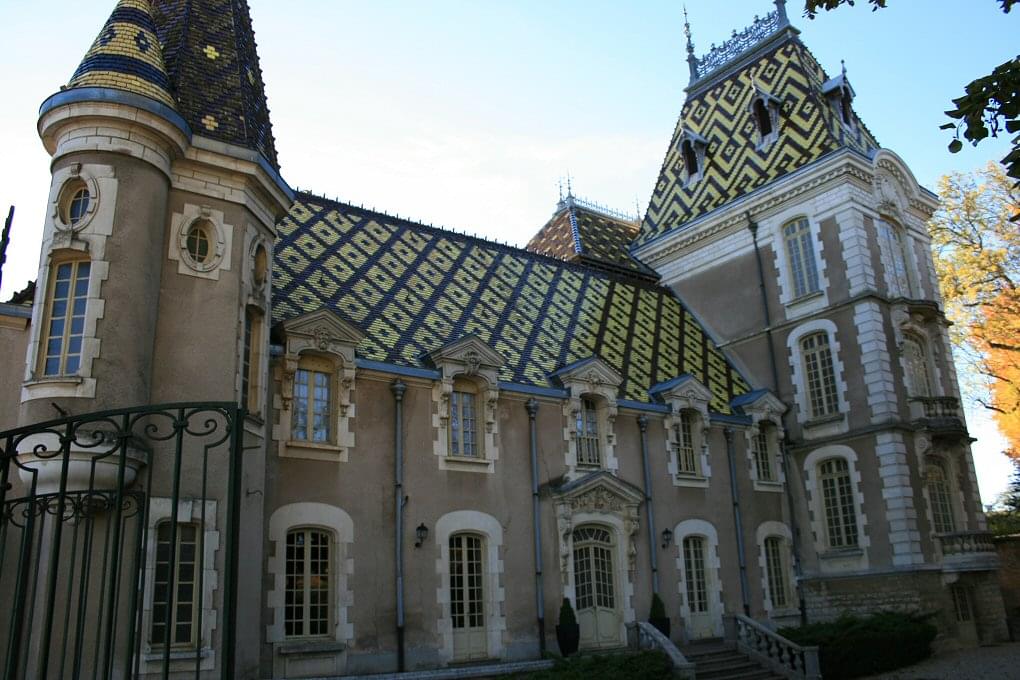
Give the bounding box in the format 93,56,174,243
674,519,724,638
803,446,870,572
284,527,335,639
138,498,219,674
168,204,232,280
787,320,849,437
783,217,821,301
876,219,917,298
755,521,798,619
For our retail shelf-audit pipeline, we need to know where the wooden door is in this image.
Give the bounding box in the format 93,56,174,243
573,526,622,649
450,533,487,661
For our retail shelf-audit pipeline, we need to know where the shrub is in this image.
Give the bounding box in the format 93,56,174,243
780,611,937,680
558,598,577,626
517,650,671,679
649,593,666,620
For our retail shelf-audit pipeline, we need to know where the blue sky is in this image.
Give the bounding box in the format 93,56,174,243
0,0,1016,499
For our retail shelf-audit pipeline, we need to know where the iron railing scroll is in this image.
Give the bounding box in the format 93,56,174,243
0,402,246,680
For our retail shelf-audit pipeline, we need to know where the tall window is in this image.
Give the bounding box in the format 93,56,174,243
754,425,776,482
681,139,700,180
783,218,819,299
576,398,601,467
763,536,790,609
682,536,708,613
573,526,615,611
818,458,859,549
450,381,479,457
152,522,200,648
674,411,699,476
449,533,485,632
41,258,90,376
293,356,332,442
754,98,773,139
285,528,332,638
903,336,932,398
242,308,263,412
878,220,914,297
928,460,956,534
801,332,840,418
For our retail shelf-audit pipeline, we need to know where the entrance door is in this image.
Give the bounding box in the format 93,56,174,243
450,533,487,661
573,526,622,648
682,535,716,639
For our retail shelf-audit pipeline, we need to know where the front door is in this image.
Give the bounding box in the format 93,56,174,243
682,535,716,639
573,526,622,649
450,533,487,661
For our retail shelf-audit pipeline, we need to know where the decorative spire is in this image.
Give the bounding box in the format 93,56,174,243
775,0,789,26
684,5,700,81
841,58,847,78
67,0,175,108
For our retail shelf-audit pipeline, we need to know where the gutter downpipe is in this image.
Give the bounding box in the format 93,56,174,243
391,380,407,672
638,415,659,593
526,399,546,655
748,214,807,625
724,427,752,615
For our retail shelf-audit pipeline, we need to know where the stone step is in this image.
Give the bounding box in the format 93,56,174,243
703,670,780,680
697,657,769,676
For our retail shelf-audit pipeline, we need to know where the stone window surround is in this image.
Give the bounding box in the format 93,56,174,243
266,502,354,648
138,497,219,675
786,318,849,438
915,440,970,546
429,336,504,474
766,203,830,318
22,162,116,403
802,445,870,572
891,311,946,403
656,376,713,488
674,518,725,639
167,203,233,280
755,521,798,619
748,87,781,150
740,394,787,492
679,128,708,187
434,510,507,664
555,357,623,480
275,310,362,463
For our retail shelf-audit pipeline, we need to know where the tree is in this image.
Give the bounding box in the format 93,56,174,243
804,1,1020,187
928,162,1020,456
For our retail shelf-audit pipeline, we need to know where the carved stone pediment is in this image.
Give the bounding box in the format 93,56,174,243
551,356,623,393
428,334,505,381
650,373,712,418
731,389,787,434
281,308,366,361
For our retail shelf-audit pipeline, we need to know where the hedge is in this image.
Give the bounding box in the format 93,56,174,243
517,651,671,679
780,611,937,679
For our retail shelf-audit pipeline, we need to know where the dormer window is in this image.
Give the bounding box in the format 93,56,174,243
839,91,853,127
576,397,602,467
748,89,780,149
678,129,708,186
822,67,856,132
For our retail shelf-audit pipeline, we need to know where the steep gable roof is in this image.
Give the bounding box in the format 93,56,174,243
636,12,879,248
151,0,279,167
273,193,749,411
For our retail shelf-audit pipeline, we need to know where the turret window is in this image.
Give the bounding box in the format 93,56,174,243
801,332,839,418
903,335,933,398
40,258,90,376
186,220,214,265
928,460,955,534
877,220,915,297
818,457,859,548
783,217,820,299
68,187,90,225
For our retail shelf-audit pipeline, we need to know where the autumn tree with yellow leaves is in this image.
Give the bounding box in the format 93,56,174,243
928,162,1019,457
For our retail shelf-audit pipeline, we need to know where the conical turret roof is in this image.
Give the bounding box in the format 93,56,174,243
67,0,176,108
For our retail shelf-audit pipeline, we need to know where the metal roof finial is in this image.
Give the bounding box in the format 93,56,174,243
566,173,573,198
841,58,847,78
775,0,789,26
684,5,700,82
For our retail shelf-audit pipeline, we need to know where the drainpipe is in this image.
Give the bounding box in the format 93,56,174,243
526,398,546,655
391,380,407,672
638,415,659,594
748,214,807,624
724,427,751,615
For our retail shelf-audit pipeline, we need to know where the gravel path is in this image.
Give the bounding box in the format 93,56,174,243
864,643,1020,679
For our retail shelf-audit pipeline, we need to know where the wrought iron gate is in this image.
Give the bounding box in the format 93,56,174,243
0,402,246,679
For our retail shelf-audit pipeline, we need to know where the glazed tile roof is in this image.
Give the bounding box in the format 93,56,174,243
273,194,749,411
151,0,279,167
636,34,879,248
68,0,175,108
527,198,656,280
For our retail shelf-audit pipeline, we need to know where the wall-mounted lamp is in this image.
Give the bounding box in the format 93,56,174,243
414,523,429,548
661,528,673,549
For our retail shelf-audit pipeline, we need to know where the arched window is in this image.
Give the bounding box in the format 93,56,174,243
674,410,699,476
293,355,334,442
754,98,773,138
903,335,932,398
152,521,200,648
801,332,839,418
783,218,820,299
450,378,480,457
877,220,914,297
576,397,602,467
681,139,699,179
818,458,859,548
763,536,790,609
40,256,90,376
928,460,955,534
285,527,333,638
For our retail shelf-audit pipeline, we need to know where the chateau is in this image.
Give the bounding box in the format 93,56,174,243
0,0,1007,678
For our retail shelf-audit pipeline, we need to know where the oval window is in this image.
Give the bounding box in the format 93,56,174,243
60,180,91,226
186,220,214,264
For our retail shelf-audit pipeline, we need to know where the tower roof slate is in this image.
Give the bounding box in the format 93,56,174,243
273,193,749,411
636,19,879,248
151,0,279,168
68,0,176,108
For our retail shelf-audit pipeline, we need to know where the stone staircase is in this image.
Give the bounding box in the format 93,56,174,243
683,640,783,680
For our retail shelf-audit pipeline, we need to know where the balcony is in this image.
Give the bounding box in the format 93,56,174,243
937,531,1000,572
909,396,968,439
